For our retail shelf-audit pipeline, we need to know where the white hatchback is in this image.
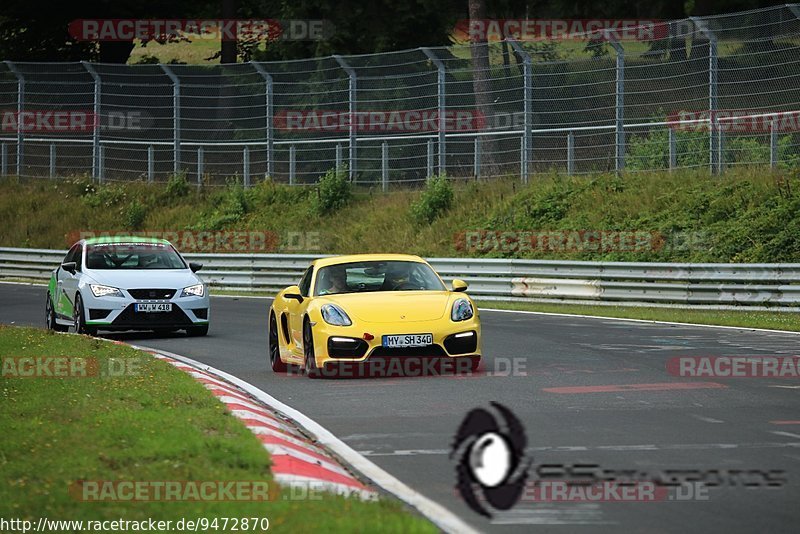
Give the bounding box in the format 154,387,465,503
46,237,210,336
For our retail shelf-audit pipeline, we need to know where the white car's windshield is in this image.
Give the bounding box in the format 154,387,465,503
86,243,186,270
314,261,445,296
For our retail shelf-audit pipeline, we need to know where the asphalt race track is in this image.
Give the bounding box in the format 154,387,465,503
4,282,800,533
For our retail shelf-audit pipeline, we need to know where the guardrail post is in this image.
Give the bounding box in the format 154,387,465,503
421,48,447,175
381,141,389,192
289,145,296,185
770,118,778,168
669,128,677,170
567,131,575,175
5,61,24,177
98,145,105,184
243,146,251,187
604,32,625,173
196,146,203,186
333,56,356,181
691,17,718,174
508,40,532,183
160,64,181,175
252,63,274,178
147,145,154,182
81,62,102,180
49,143,56,178
1,143,6,176
473,136,481,180
335,143,343,170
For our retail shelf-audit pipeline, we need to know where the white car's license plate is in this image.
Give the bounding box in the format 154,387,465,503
382,334,433,348
135,303,172,313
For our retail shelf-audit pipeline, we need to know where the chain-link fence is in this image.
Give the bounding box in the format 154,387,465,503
1,5,799,186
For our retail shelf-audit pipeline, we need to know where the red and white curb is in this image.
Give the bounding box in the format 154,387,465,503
128,345,479,534
144,350,377,501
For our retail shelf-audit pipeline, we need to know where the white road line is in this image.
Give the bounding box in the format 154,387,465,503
691,415,725,423
772,431,800,440
138,346,480,534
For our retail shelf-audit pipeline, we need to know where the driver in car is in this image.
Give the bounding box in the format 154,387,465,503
382,264,411,291
319,266,348,295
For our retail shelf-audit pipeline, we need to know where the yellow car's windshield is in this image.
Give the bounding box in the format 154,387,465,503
314,261,445,296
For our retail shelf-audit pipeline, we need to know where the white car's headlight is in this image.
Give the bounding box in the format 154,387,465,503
90,284,123,298
181,284,205,298
451,298,474,321
321,304,352,326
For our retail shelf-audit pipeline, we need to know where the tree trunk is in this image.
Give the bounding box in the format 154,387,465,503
469,0,496,176
221,0,238,64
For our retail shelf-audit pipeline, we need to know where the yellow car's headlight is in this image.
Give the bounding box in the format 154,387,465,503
451,298,474,321
321,304,352,326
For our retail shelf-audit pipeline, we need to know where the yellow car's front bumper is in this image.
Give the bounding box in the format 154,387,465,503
308,315,482,371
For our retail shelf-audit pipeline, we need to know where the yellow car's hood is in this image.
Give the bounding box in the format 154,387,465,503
328,291,453,323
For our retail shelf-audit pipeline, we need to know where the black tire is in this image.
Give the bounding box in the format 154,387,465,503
187,324,209,337
74,295,97,336
45,292,68,332
303,319,320,379
269,313,287,372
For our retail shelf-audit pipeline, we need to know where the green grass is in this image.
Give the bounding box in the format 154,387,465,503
476,300,800,332
0,326,435,532
2,168,800,263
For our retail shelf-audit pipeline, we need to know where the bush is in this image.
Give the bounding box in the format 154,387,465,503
124,199,147,230
313,167,351,215
190,180,249,231
165,172,191,198
411,174,453,224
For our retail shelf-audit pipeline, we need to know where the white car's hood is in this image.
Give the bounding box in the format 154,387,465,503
84,268,201,290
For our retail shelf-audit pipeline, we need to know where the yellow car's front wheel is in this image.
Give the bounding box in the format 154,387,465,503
303,320,321,379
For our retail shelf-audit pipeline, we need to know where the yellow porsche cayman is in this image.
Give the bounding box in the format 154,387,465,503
268,254,481,377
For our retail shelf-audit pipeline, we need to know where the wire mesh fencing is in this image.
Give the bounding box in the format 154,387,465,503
1,4,799,186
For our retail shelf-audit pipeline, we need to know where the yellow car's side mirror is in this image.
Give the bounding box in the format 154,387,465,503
451,279,468,292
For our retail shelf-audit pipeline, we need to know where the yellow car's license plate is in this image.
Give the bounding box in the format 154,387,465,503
382,334,433,347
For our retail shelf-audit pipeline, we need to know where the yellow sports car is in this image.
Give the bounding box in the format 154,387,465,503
268,254,481,377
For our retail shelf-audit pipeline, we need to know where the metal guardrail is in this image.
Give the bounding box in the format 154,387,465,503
2,247,799,311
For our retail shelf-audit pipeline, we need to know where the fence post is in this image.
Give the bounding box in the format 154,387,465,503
160,64,181,175
1,143,6,176
508,40,532,183
473,136,481,179
335,143,342,170
196,146,203,186
243,146,250,187
691,17,718,174
252,63,274,178
382,141,389,192
98,145,105,184
770,118,778,168
567,131,575,175
4,61,24,177
148,145,154,182
333,55,356,181
669,128,677,170
81,61,101,180
421,48,447,175
289,145,296,185
605,32,625,173
426,138,434,179
49,144,56,178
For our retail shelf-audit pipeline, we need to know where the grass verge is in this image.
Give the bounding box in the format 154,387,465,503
476,300,800,332
0,326,435,532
